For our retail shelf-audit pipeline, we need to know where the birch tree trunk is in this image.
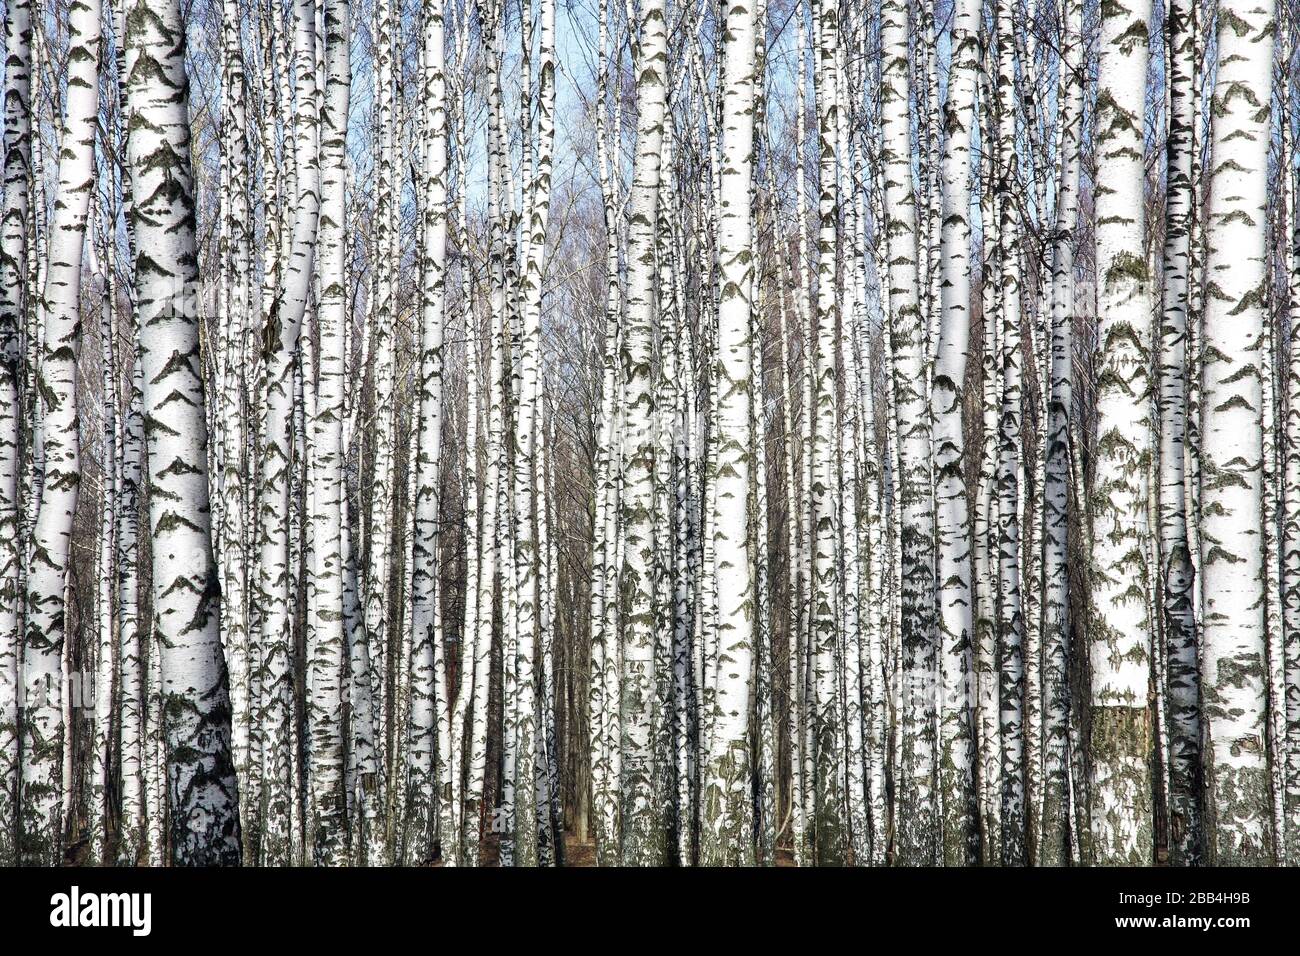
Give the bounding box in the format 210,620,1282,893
589,0,628,868
994,0,1026,866
259,0,321,865
881,0,936,865
450,12,485,861
506,0,556,866
89,186,119,865
1039,0,1083,867
973,58,1003,862
118,346,145,863
787,0,813,865
123,0,242,864
699,0,757,867
467,5,508,866
808,0,847,865
0,0,31,867
1199,0,1276,866
1159,0,1203,867
218,0,255,858
113,23,147,858
619,0,669,866
1285,6,1300,866
933,0,979,866
406,0,453,866
19,0,99,865
1088,0,1155,865
307,0,350,866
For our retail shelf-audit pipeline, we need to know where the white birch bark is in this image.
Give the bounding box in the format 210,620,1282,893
118,346,145,863
1089,0,1156,865
881,0,936,865
364,0,396,845
506,0,556,866
973,58,1003,863
259,0,321,866
1039,0,1083,867
406,0,454,867
449,16,484,861
789,0,813,865
618,0,669,866
1199,0,1275,865
1285,5,1300,865
806,0,847,865
0,0,31,867
700,0,757,866
1159,0,1203,866
587,0,621,866
993,0,1026,866
113,45,147,857
19,0,99,865
752,228,777,866
218,0,255,857
123,0,242,863
933,0,979,866
466,7,508,866
307,0,350,866
88,191,118,865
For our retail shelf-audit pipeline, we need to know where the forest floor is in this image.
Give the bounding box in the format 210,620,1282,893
563,834,597,866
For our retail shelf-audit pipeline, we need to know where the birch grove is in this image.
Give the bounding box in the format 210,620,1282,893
2,0,1300,869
